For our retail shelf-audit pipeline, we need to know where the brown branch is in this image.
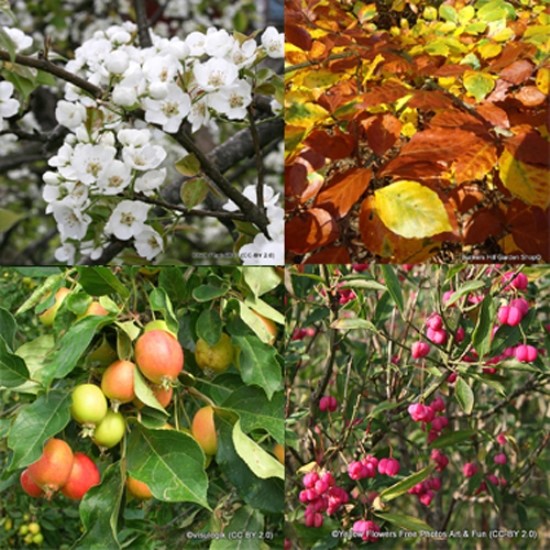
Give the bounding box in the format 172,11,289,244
0,50,102,97
133,0,153,48
247,105,266,210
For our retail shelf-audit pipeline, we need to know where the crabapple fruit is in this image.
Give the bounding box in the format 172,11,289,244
191,406,217,456
70,384,108,427
27,439,74,496
20,469,44,498
101,360,136,405
135,329,184,384
61,453,101,500
38,287,70,326
92,410,126,448
126,476,153,499
195,333,234,374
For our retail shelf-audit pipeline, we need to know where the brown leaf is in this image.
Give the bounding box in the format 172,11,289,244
305,246,351,264
513,86,547,107
285,208,339,255
315,168,372,219
453,139,498,184
500,60,534,85
285,23,312,51
305,128,356,160
362,114,402,156
449,185,485,214
506,200,550,261
358,81,410,108
408,90,454,110
476,102,510,128
504,131,550,167
463,208,506,245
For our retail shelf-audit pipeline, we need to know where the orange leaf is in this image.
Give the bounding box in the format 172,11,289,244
463,208,506,245
286,23,312,51
305,128,356,160
513,86,546,107
453,139,498,184
285,208,339,255
315,168,372,219
504,131,549,167
500,60,534,85
362,114,402,156
305,246,351,264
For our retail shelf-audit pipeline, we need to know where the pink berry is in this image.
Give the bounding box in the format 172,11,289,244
447,372,457,384
431,416,449,431
411,341,430,359
427,327,448,345
494,453,507,465
428,477,442,491
498,305,523,326
408,403,435,423
496,433,507,446
455,326,465,343
348,461,366,481
515,344,537,363
426,313,443,331
378,458,400,477
353,520,380,542
463,462,478,478
352,263,369,272
431,449,449,471
443,290,455,306
502,271,528,291
487,474,499,486
303,472,319,489
430,396,445,413
419,490,434,506
319,396,338,412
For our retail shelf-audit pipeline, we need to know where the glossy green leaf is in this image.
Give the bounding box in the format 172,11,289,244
233,335,282,400
196,308,222,346
232,420,284,480
7,390,71,470
455,377,475,414
374,511,432,532
0,307,16,349
180,177,208,208
381,265,404,313
379,465,435,502
430,428,476,449
222,386,284,443
77,267,129,298
175,153,201,177
242,266,281,297
330,317,378,332
149,287,178,334
0,336,29,388
192,283,230,302
133,367,169,413
471,295,495,359
127,425,210,507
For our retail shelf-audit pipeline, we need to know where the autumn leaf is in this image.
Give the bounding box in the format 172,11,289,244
374,181,453,239
463,71,495,101
498,150,550,209
286,208,339,255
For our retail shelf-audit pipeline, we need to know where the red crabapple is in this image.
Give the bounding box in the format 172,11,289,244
487,474,499,485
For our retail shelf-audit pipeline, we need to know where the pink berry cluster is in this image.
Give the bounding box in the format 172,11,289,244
348,455,400,480
337,288,356,305
352,519,381,542
497,297,529,326
430,449,449,472
352,263,370,272
501,271,528,291
299,471,349,528
408,475,442,506
425,313,448,345
408,397,448,442
319,395,338,412
291,327,316,341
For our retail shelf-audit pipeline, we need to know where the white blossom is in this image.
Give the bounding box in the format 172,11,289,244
2,27,33,52
193,58,238,91
143,84,191,133
261,27,284,59
95,160,132,195
207,80,252,120
122,144,167,171
51,201,92,240
70,143,117,184
134,168,166,195
134,226,164,259
105,200,150,240
0,81,20,120
55,242,77,264
55,100,87,129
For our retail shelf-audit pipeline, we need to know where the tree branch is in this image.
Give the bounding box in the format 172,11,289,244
0,50,102,97
133,0,153,48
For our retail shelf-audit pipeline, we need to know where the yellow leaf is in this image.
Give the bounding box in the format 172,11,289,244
478,42,502,59
498,150,550,209
374,181,453,239
463,70,495,101
536,68,549,95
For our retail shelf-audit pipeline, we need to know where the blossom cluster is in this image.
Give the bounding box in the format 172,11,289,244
0,80,19,129
39,21,284,263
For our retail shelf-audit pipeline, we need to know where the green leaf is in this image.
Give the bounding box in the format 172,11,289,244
0,26,16,61
175,153,201,177
439,4,459,22
455,377,475,414
0,307,17,349
76,463,123,550
222,386,284,443
217,415,283,514
234,335,282,400
133,367,169,413
477,0,516,22
368,401,402,419
379,465,435,502
0,336,29,388
330,317,378,331
471,295,495,359
381,265,404,313
238,300,276,344
463,70,495,101
180,177,208,208
7,390,71,470
340,278,387,292
374,512,432,532
192,283,230,302
430,428,476,449
244,295,284,325
196,309,222,346
41,315,114,385
149,287,179,334
242,266,281,297
15,273,65,315
127,425,210,507
232,420,284,480
0,208,24,232
444,280,486,307
211,507,264,550
77,267,130,298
